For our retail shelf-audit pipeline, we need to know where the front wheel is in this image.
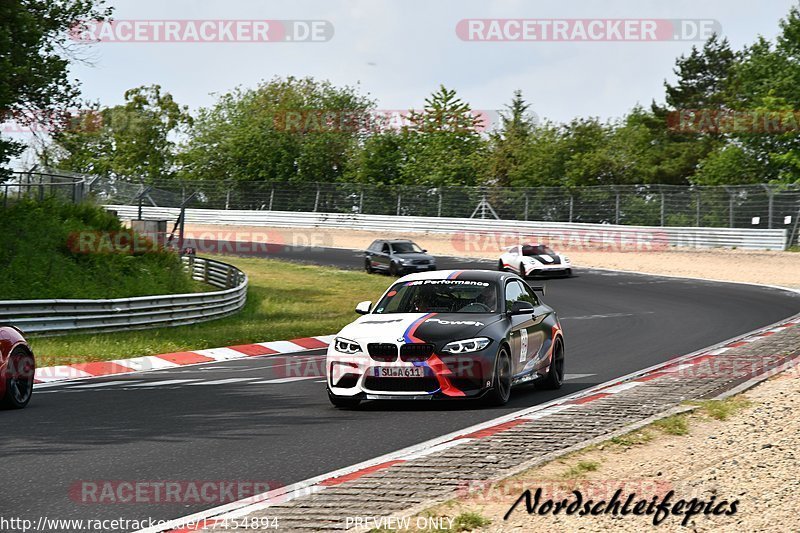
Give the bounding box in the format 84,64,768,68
1,347,35,410
484,347,512,406
389,262,400,276
327,388,361,409
536,340,565,390
365,260,373,274
498,260,506,272
519,263,527,279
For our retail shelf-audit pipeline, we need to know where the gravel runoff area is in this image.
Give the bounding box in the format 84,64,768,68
184,224,800,289
415,365,800,532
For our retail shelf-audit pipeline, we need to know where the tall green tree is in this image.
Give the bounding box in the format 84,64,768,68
45,85,193,182
179,77,373,183
398,85,488,186
0,0,112,176
488,90,535,186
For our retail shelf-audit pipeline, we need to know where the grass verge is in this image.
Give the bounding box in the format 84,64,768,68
32,255,391,366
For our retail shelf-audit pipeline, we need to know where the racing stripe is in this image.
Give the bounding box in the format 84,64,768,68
447,270,463,280
426,354,466,397
403,313,435,343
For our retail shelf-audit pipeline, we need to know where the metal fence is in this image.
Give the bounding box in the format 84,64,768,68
110,205,789,251
2,169,90,206
93,178,800,246
0,257,248,336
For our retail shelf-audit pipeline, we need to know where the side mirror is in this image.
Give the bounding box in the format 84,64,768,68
509,301,535,316
355,301,373,315
422,249,428,253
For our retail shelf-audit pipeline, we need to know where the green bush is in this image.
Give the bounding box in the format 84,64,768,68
0,199,194,299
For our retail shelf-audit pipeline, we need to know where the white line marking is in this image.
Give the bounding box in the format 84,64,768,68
257,340,307,353
111,356,179,372
185,378,257,386
193,348,248,361
601,382,642,394
127,379,199,388
564,373,596,381
251,377,318,384
68,381,141,389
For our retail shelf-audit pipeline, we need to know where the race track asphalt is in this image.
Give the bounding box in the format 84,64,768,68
3,245,799,530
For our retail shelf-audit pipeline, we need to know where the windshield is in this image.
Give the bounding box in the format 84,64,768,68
522,245,555,256
374,279,498,314
391,242,423,254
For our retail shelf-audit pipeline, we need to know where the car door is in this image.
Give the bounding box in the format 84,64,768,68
504,280,543,376
375,242,391,271
504,246,519,272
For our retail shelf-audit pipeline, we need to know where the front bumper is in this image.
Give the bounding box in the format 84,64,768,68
327,343,494,400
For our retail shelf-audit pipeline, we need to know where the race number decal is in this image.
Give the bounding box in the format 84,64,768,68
519,328,528,362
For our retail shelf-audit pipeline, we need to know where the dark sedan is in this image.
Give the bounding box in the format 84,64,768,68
364,239,437,276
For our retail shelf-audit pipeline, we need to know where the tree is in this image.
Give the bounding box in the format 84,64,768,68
488,90,535,186
179,77,374,184
398,85,488,186
0,0,113,176
44,85,193,182
665,34,737,110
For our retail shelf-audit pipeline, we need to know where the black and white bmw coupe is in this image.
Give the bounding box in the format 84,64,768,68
326,270,565,408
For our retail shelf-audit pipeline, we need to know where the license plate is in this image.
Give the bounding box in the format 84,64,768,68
373,367,425,378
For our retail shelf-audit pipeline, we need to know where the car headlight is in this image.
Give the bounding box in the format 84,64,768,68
563,256,570,263
334,337,361,354
442,337,491,354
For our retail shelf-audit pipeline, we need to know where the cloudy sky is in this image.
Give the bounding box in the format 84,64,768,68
62,0,797,123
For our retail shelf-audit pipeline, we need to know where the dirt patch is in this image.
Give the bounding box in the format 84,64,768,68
411,368,800,532
184,224,800,288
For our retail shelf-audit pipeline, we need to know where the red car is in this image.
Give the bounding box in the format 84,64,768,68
0,326,35,409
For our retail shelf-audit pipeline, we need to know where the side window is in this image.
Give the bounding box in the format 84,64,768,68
504,281,526,313
368,241,379,252
381,243,391,254
509,246,518,256
520,283,540,306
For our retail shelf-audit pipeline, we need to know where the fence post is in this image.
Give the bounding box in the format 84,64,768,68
660,191,665,227
762,184,774,229
696,190,701,227
438,190,442,217
396,192,402,216
313,186,320,212
725,187,735,228
359,190,364,214
524,193,529,221
268,187,274,211
569,194,574,223
614,189,620,225
225,187,231,210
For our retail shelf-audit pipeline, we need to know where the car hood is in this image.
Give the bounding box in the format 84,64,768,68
338,313,501,345
523,253,562,265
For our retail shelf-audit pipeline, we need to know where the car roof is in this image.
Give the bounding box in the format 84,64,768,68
396,269,518,284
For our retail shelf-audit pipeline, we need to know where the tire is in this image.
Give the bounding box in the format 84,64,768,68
497,260,505,272
327,387,361,409
563,269,573,278
537,339,565,390
389,262,400,277
484,346,512,406
1,347,35,410
365,260,373,274
519,263,527,279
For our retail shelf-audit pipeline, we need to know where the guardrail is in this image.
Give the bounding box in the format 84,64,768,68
0,257,248,336
109,205,790,251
